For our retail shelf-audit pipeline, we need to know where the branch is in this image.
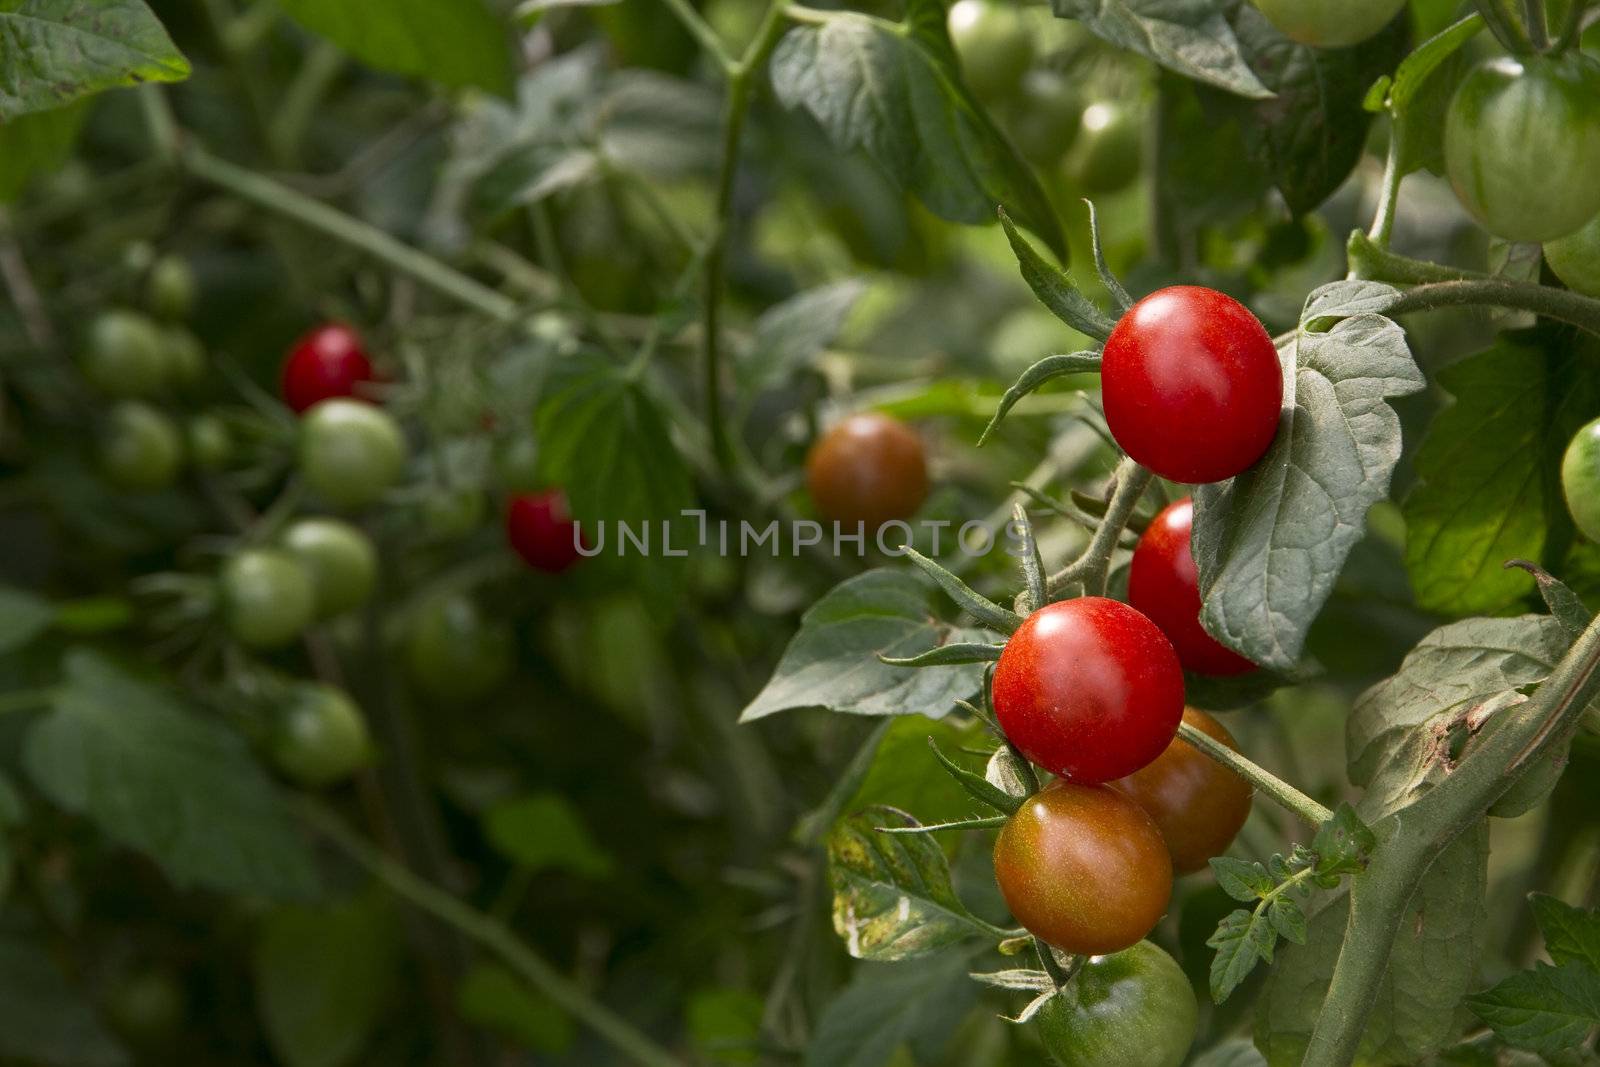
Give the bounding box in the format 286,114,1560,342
1045,457,1151,597
1303,611,1600,1066
1177,720,1332,828
298,801,684,1067
179,144,522,324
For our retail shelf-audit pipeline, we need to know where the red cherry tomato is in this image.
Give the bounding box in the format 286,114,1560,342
992,597,1185,784
992,780,1173,955
506,490,584,573
1128,498,1256,676
1100,286,1282,484
281,324,374,414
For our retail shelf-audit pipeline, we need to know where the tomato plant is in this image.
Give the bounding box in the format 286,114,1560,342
1035,941,1197,1067
993,780,1173,956
1110,707,1253,874
804,412,929,533
1128,497,1257,675
1444,54,1600,243
946,0,1034,102
280,517,378,618
506,489,584,573
1101,286,1283,484
267,683,372,788
98,401,183,492
218,549,316,650
992,597,1184,784
280,323,376,414
1248,0,1407,48
297,398,407,510
1546,213,1600,298
10,3,1600,1066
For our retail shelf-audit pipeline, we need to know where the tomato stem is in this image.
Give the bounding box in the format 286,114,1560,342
1177,720,1333,828
1046,457,1152,598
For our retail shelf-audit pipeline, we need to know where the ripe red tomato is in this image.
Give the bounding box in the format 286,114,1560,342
993,780,1173,956
1100,287,1283,484
280,324,374,414
992,597,1184,784
1127,497,1256,676
804,412,929,533
506,490,584,573
1109,707,1253,875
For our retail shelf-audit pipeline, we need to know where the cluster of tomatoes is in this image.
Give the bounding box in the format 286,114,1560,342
77,260,598,791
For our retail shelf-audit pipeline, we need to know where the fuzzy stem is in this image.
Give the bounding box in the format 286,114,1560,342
1177,720,1333,827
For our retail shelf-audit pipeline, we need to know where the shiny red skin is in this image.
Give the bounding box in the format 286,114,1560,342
281,324,375,414
1128,498,1256,676
1101,287,1282,484
993,597,1185,784
506,490,584,573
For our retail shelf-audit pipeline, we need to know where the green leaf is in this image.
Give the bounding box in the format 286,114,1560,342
0,100,90,202
769,3,1065,261
1348,616,1569,816
998,211,1117,340
841,716,999,830
1268,898,1308,945
1192,281,1423,671
686,987,762,1066
536,357,696,600
902,548,1022,633
1256,824,1489,1065
1505,561,1595,639
1533,896,1600,973
483,793,613,878
0,0,188,120
275,0,511,95
1207,908,1266,1003
1309,803,1377,877
879,642,1003,667
827,807,995,961
1196,4,1408,214
927,738,1021,815
739,569,995,722
1466,963,1600,1057
1211,857,1274,902
23,649,318,898
1403,330,1600,617
0,926,126,1066
979,351,1102,446
0,585,56,652
739,279,867,395
1387,14,1483,176
804,952,978,1067
1049,0,1271,99
255,893,401,1067
458,963,575,1054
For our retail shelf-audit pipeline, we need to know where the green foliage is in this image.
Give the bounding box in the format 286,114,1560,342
274,0,513,95
482,793,614,878
0,0,188,119
1467,897,1600,1057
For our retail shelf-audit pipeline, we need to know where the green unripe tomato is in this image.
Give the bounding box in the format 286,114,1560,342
1036,942,1197,1067
219,548,316,650
947,0,1034,102
1006,69,1083,165
81,310,166,398
1065,102,1142,195
99,402,183,492
161,327,207,389
269,683,372,787
1445,54,1600,243
422,487,486,539
1248,0,1406,47
298,399,407,511
146,255,195,321
403,594,515,706
1546,214,1600,299
1563,416,1600,543
185,413,232,471
280,517,378,618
